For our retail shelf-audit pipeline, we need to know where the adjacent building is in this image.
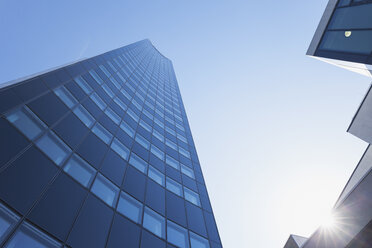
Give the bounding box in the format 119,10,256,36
286,0,372,247
0,40,222,248
283,235,308,248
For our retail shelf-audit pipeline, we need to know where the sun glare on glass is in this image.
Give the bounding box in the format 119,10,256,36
321,212,336,229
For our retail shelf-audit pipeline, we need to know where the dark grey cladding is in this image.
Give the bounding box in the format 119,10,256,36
348,84,372,144
306,0,338,56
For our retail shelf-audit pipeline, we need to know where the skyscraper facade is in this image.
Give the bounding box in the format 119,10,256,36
285,0,372,247
0,40,222,248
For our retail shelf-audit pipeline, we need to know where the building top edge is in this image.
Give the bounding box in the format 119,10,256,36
0,39,162,90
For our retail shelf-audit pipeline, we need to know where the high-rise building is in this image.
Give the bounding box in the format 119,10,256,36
0,39,222,248
285,1,372,247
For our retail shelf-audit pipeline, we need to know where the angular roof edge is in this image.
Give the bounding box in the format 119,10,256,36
307,0,338,56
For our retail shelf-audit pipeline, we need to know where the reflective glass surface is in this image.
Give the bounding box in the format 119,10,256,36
148,166,165,186
181,164,195,179
91,174,119,207
6,106,47,140
54,86,78,108
184,187,201,207
74,76,93,94
89,70,104,85
135,134,150,149
105,108,120,125
92,123,113,145
143,207,165,238
166,155,180,170
35,131,71,166
73,105,94,128
0,203,19,243
111,138,130,160
90,93,106,110
5,222,61,248
63,154,96,187
129,153,148,173
167,220,189,248
317,1,372,62
117,191,143,223
120,121,135,137
0,40,221,248
190,232,210,248
166,177,183,197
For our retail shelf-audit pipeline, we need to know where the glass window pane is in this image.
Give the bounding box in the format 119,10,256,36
90,93,106,110
319,30,372,55
127,108,139,122
148,166,165,186
181,164,195,179
73,105,94,128
166,155,180,170
117,71,125,82
6,106,47,140
107,61,116,72
111,138,129,160
91,174,119,207
121,88,131,101
53,86,78,108
166,177,183,197
63,154,96,188
117,191,143,224
4,222,61,248
114,97,127,111
179,147,191,159
166,126,176,136
166,139,177,150
105,108,120,125
153,129,164,142
99,65,111,78
135,134,150,150
337,0,351,7
0,203,19,243
329,4,372,30
165,116,174,125
92,123,113,145
177,134,188,144
139,120,151,132
120,121,135,138
184,188,201,206
102,84,114,98
110,77,120,90
154,118,164,128
36,131,71,166
132,100,142,111
176,123,185,132
190,232,210,248
74,76,93,94
143,207,165,238
167,220,189,248
89,69,104,85
129,153,148,174
151,145,164,161
143,109,153,120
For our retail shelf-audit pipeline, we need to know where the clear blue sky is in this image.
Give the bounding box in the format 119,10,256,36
0,0,370,247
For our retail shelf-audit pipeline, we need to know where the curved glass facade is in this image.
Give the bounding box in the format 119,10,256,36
0,40,222,248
